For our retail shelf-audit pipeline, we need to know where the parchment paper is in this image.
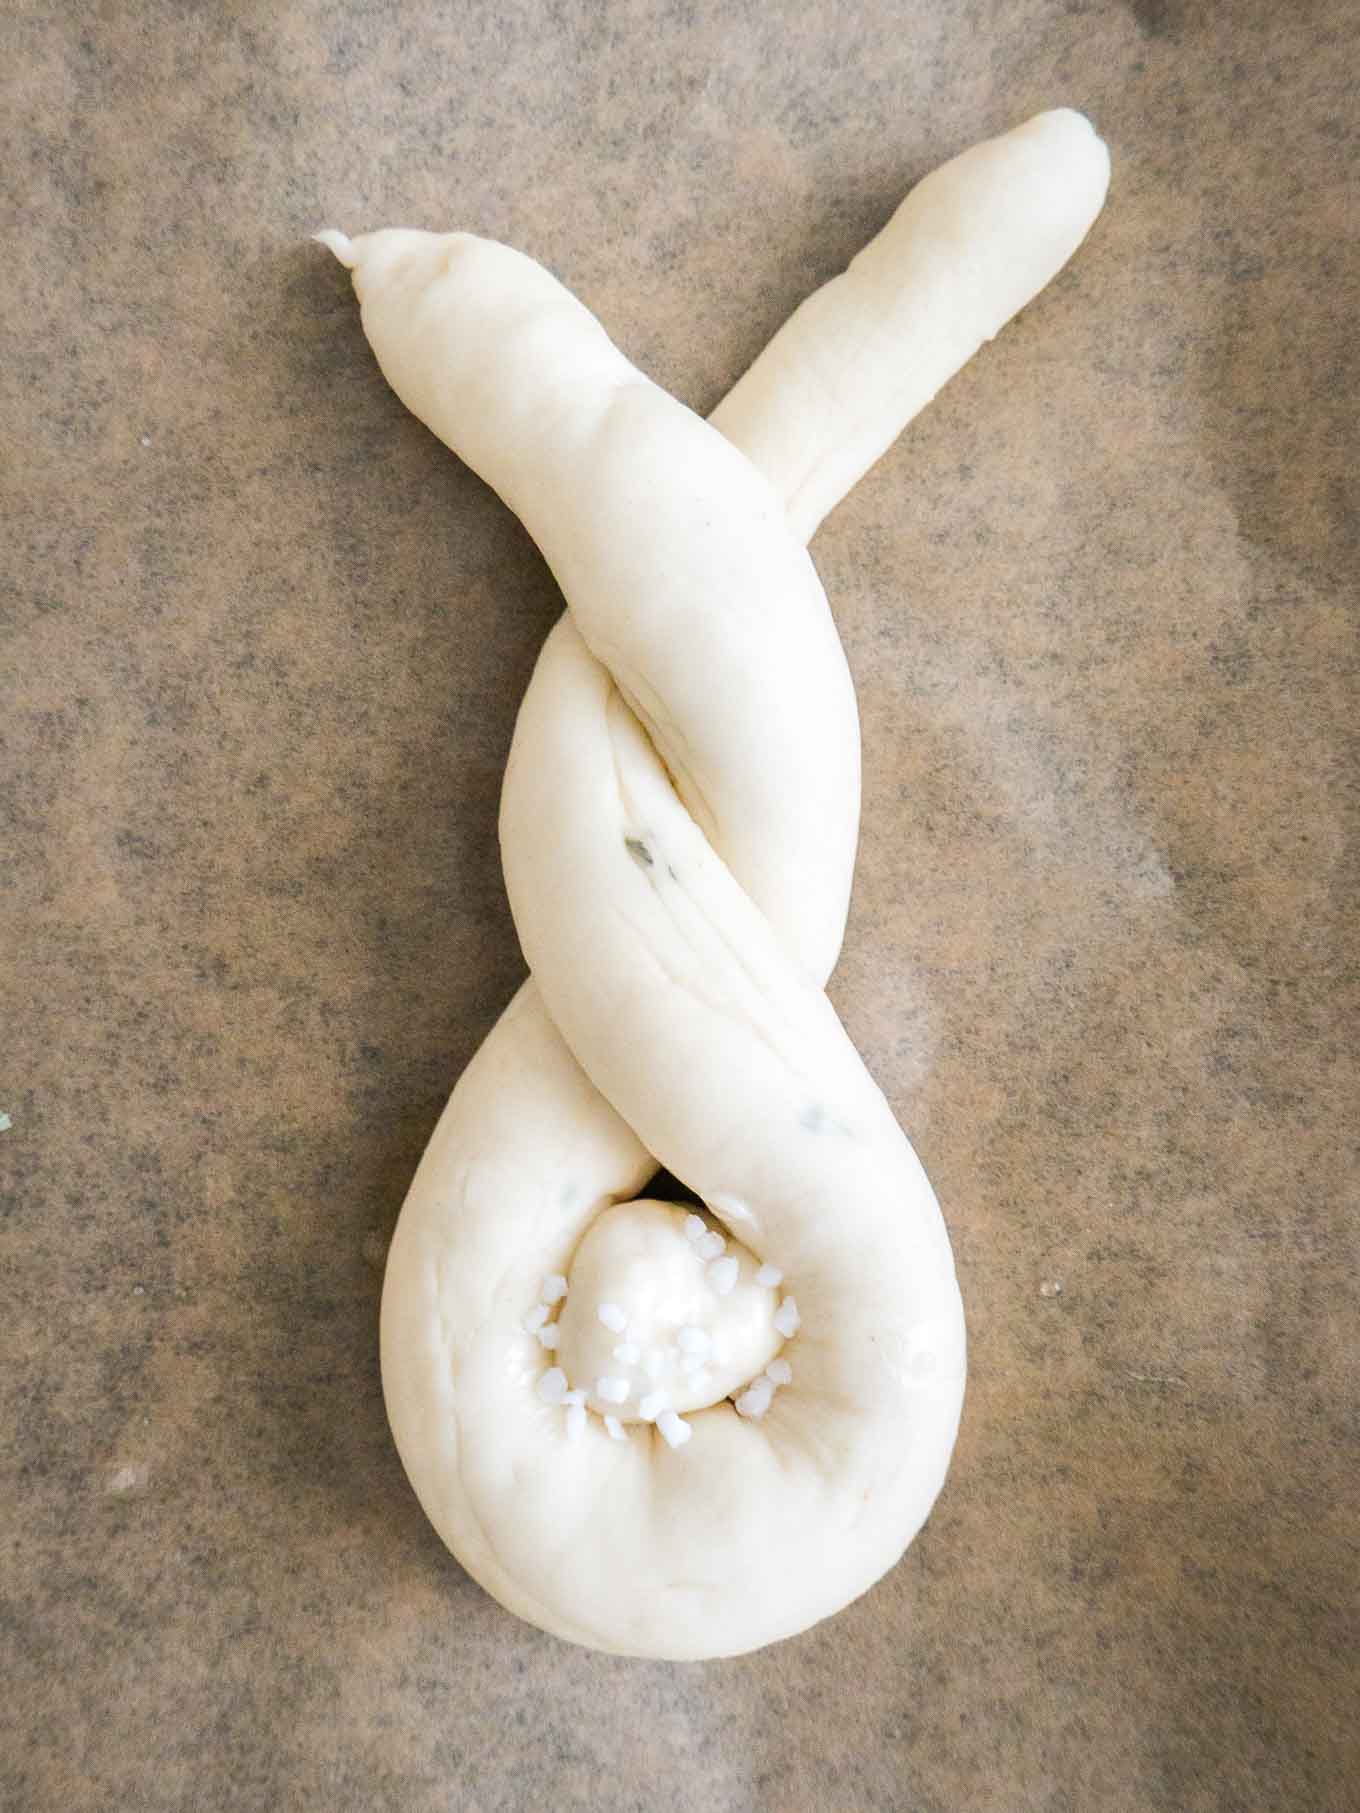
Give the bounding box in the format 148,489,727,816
3,2,1356,1808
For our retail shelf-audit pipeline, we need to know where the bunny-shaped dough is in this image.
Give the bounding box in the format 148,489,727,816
320,109,1108,1658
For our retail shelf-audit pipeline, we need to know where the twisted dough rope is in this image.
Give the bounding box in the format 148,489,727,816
320,110,1108,1659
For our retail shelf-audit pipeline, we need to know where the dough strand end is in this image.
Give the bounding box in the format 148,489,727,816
313,227,357,268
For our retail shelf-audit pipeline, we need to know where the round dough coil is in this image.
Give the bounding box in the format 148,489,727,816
320,109,1109,1658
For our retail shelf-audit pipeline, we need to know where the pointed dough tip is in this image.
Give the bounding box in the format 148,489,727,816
313,227,357,268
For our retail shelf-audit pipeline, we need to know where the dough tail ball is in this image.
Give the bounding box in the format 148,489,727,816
334,111,1108,1659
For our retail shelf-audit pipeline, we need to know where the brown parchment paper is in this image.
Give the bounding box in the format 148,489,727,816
3,2,1356,1808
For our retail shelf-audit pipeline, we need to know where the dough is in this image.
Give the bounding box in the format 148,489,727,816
319,108,1109,1659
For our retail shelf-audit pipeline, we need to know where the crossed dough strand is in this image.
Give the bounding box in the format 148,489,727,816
321,109,1109,1659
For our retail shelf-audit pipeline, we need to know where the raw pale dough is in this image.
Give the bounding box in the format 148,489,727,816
320,109,1109,1659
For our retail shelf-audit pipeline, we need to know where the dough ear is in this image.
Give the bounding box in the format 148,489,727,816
711,108,1110,541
